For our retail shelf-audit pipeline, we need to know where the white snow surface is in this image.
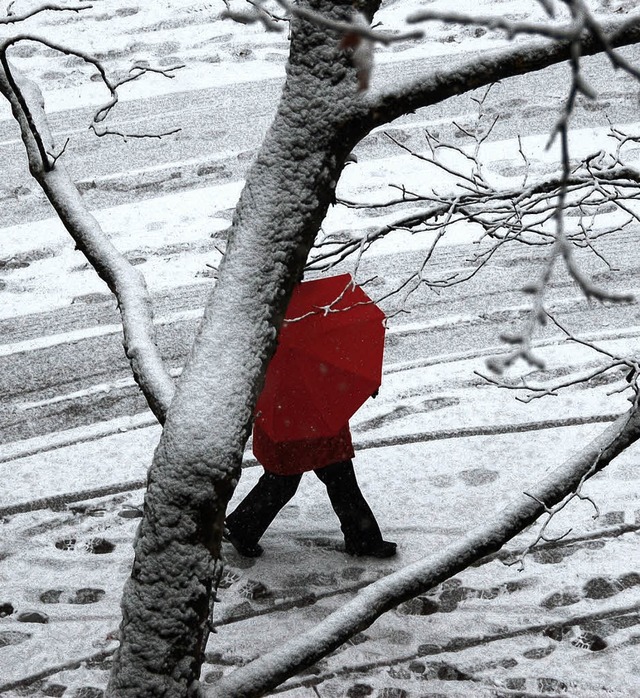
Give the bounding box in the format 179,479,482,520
1,0,640,696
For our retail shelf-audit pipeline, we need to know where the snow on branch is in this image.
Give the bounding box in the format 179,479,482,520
205,403,640,697
313,132,640,318
225,0,636,53
222,0,288,32
326,56,638,365
481,4,638,373
0,3,186,419
406,8,586,42
0,62,175,422
476,312,640,405
512,453,601,571
405,0,633,48
368,12,640,126
353,37,640,413
224,1,640,97
90,62,184,139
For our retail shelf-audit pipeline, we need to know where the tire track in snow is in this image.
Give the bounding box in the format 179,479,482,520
268,601,640,695
2,299,638,447
0,410,622,516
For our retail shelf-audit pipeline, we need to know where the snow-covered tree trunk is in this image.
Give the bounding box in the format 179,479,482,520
106,1,377,695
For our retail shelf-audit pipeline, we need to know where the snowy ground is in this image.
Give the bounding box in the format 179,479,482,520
1,0,640,697
1,344,640,697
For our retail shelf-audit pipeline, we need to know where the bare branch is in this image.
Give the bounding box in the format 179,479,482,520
246,0,288,30
0,35,184,142
407,0,640,88
93,62,185,128
317,146,640,293
270,0,422,45
0,62,174,421
47,135,69,166
90,123,182,141
537,0,557,18
476,362,629,403
476,308,640,405
406,9,585,41
0,1,92,24
510,453,601,570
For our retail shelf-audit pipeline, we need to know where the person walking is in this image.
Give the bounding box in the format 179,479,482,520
225,274,395,559
224,420,396,558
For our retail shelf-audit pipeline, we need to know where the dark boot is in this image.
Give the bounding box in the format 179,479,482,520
345,540,397,558
225,470,302,557
314,460,396,558
223,529,264,558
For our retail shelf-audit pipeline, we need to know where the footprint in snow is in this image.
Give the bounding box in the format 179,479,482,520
0,630,31,647
54,537,115,554
458,468,500,486
40,588,105,604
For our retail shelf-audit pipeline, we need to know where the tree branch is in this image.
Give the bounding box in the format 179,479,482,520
1,35,183,141
0,1,92,24
367,13,640,127
0,62,174,422
406,8,585,41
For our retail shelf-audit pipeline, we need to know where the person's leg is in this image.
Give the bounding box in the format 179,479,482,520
314,460,396,558
225,470,302,556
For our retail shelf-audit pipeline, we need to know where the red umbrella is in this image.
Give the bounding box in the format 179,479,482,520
253,274,385,471
252,420,355,475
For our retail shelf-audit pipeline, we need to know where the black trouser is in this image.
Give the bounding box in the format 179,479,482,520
225,460,384,552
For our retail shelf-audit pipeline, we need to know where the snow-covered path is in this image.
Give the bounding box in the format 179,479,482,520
1,343,639,696
2,0,640,695
1,297,639,695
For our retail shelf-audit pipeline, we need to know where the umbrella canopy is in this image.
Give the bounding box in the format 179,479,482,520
252,421,355,475
254,274,385,445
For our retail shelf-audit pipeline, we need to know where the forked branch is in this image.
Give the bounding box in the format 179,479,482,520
0,62,175,421
0,34,183,149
